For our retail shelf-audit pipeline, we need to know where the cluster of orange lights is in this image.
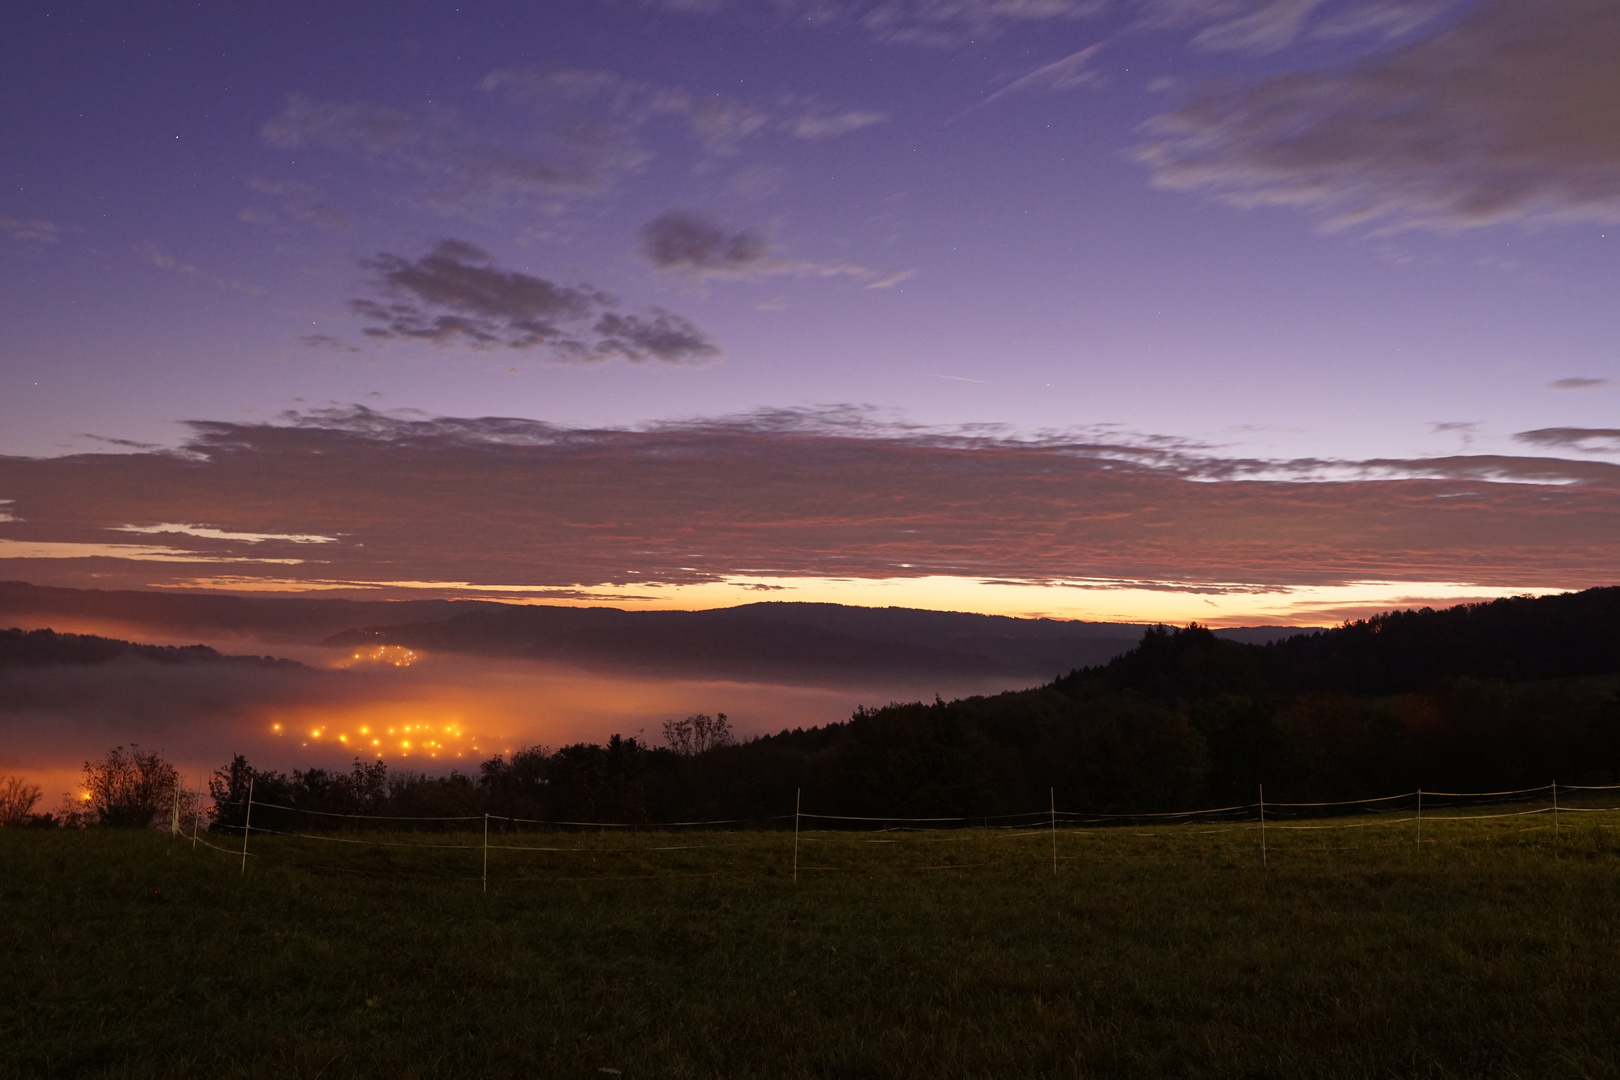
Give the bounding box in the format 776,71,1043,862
342,644,419,668
270,720,480,759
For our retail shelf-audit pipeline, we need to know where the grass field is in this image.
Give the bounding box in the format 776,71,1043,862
4,813,1620,1079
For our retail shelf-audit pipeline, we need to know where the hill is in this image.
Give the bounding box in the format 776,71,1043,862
322,601,1307,683
0,581,1310,684
0,581,498,642
0,626,303,669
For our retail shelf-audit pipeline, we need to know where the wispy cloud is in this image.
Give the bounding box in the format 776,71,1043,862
481,66,889,156
262,93,598,214
1187,0,1334,54
639,0,1449,49
1126,0,1453,52
1548,377,1613,392
1136,0,1620,232
777,0,1104,47
966,42,1106,115
0,540,306,564
787,108,890,139
242,178,351,231
1515,428,1620,455
263,72,890,220
0,218,58,244
112,524,339,545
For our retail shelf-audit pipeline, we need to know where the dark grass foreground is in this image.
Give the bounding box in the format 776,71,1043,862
4,822,1619,1079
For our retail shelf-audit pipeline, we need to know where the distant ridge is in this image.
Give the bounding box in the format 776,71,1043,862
0,626,303,669
323,601,1313,683
0,581,500,641
0,581,1317,684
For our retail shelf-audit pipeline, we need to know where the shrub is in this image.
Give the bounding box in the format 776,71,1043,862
74,745,179,829
0,776,42,827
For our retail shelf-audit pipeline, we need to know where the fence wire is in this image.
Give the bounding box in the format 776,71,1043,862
157,778,1620,884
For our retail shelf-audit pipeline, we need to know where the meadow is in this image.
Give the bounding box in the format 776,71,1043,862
4,811,1620,1079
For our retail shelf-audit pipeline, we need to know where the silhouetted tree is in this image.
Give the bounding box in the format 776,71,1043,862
0,776,43,826
76,745,178,828
662,712,734,755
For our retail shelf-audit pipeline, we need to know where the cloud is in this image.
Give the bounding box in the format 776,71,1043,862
263,95,422,155
243,178,351,231
647,0,1443,49
112,524,339,545
1308,0,1455,39
638,211,913,287
1548,377,1613,391
482,68,888,156
347,239,720,363
1187,0,1332,54
0,218,58,244
2,406,1619,600
780,0,1105,47
140,245,196,274
787,108,891,140
1136,0,1620,232
262,94,597,212
1429,421,1479,447
590,309,723,363
1514,428,1620,455
970,43,1106,113
1127,0,1452,52
261,73,887,218
638,211,769,274
0,540,305,564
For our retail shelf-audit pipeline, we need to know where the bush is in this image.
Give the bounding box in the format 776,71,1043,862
0,776,42,827
74,745,179,829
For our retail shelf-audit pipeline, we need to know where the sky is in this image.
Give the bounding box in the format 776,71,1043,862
2,0,1619,626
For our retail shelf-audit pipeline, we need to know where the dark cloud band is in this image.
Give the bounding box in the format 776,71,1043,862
1,407,1618,597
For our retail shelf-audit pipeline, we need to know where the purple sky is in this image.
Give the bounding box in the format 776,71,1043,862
2,0,1618,623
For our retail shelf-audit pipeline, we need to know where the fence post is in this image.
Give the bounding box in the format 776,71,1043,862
1258,783,1266,868
793,788,801,884
1416,788,1422,851
1552,781,1559,840
240,777,254,875
171,785,181,836
192,771,202,849
483,813,489,893
1050,787,1058,875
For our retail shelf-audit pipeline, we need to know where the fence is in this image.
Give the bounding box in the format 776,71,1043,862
162,779,1620,887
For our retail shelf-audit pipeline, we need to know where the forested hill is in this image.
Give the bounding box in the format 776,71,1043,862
1065,587,1620,701
0,627,301,668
